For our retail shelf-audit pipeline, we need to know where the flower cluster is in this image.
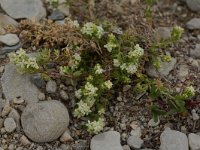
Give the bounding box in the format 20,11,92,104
113,44,144,75
171,26,184,41
182,86,195,99
94,64,104,74
9,48,39,74
104,34,117,52
74,81,98,118
86,118,105,134
103,80,113,89
81,22,104,39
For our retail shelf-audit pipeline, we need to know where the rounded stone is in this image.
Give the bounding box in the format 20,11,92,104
21,100,69,142
4,117,16,133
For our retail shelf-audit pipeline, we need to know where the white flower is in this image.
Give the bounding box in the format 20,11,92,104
126,64,138,74
113,59,120,67
94,64,103,74
120,63,127,70
81,22,104,39
104,43,117,52
86,118,105,134
84,82,98,96
96,26,104,39
75,89,82,99
73,53,81,62
104,80,113,89
74,100,92,118
128,44,144,58
183,86,195,98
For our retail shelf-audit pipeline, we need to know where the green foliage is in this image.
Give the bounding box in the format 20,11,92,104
8,21,194,134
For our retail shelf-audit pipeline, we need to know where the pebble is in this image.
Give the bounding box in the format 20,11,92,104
160,128,188,150
48,9,65,21
73,140,88,150
38,92,46,101
46,80,57,93
1,100,11,117
60,129,73,143
155,27,171,41
0,42,22,55
21,100,69,142
0,0,46,20
122,145,131,150
1,63,40,103
58,4,71,16
20,135,31,146
13,98,24,104
60,90,69,101
90,131,123,150
191,109,199,121
146,57,177,77
30,73,46,88
186,18,200,30
127,135,144,149
8,109,20,130
190,44,200,59
148,118,160,127
0,13,19,27
0,34,19,46
177,65,189,79
186,0,200,12
130,127,142,137
4,117,16,133
188,133,200,150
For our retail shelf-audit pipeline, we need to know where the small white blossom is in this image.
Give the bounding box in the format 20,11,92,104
86,118,105,134
74,100,92,118
83,82,98,96
183,86,195,98
104,80,113,89
104,43,117,52
113,59,120,67
75,89,82,99
120,63,127,70
128,44,144,58
126,64,138,74
94,64,103,74
81,22,104,39
73,53,81,61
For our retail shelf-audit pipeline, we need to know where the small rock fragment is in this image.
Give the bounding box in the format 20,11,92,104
160,128,188,150
4,117,16,133
60,129,73,142
20,135,31,146
127,135,144,149
91,131,123,150
46,80,57,93
60,90,69,101
1,100,11,117
188,133,200,150
186,18,200,30
0,34,19,46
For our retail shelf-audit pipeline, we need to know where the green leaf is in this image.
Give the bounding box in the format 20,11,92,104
151,105,166,122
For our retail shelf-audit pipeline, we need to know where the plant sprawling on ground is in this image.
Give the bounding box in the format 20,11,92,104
8,19,195,134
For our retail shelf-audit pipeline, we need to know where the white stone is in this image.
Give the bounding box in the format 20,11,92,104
91,131,123,150
0,0,46,20
186,18,200,30
186,0,200,12
46,80,57,93
21,100,69,142
1,64,40,104
4,117,16,133
60,129,73,142
188,133,200,150
127,135,143,149
0,34,19,46
160,128,188,150
148,118,160,127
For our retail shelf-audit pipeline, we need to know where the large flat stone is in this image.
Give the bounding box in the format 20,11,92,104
0,0,46,20
1,63,40,103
